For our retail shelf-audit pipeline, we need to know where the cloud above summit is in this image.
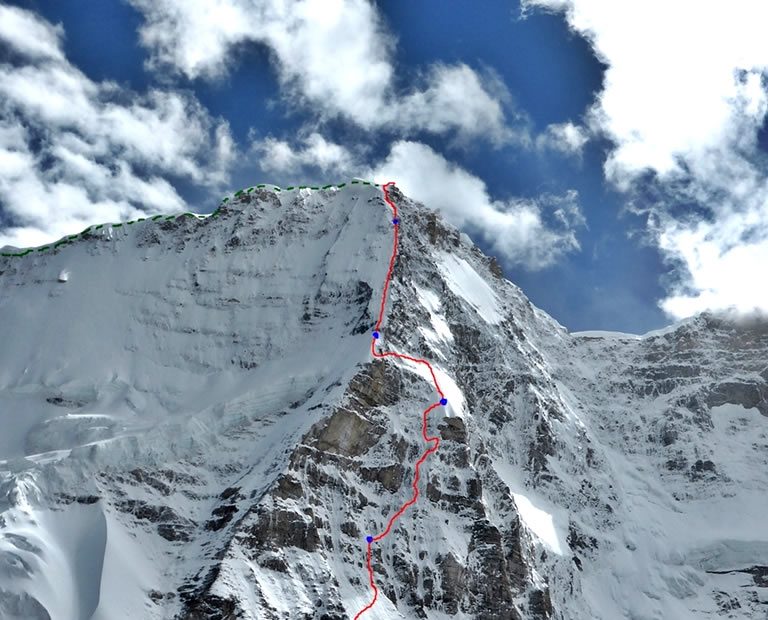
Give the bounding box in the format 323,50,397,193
373,142,585,270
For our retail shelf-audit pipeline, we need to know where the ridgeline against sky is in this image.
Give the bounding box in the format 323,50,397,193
2,0,768,332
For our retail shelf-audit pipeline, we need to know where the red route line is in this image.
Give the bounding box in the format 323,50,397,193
353,182,447,619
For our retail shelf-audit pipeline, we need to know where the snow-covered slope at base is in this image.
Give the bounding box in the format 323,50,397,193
1,184,766,620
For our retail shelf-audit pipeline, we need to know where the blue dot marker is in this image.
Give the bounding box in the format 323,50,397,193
440,398,448,406
366,535,373,543
392,217,399,225
372,331,380,339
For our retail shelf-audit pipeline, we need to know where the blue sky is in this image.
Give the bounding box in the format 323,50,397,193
2,1,767,334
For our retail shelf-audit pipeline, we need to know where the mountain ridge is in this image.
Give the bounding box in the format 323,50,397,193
0,180,384,257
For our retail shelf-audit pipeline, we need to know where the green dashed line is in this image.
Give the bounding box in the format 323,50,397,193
2,178,386,260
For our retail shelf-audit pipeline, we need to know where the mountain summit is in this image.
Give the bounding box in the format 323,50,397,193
1,184,766,619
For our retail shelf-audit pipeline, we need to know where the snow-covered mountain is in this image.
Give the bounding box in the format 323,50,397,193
0,183,766,619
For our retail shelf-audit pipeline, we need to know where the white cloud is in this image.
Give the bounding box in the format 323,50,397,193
372,141,583,269
525,0,768,317
253,132,358,176
0,8,234,249
127,0,511,142
536,121,588,155
659,216,768,317
0,4,64,62
396,64,511,144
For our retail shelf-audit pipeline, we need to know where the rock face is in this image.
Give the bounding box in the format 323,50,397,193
1,184,767,619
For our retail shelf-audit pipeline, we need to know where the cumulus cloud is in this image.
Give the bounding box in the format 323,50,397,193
0,6,234,249
372,141,584,269
525,0,768,318
658,214,768,318
0,5,64,62
536,121,588,155
395,64,511,144
253,132,358,176
127,0,511,142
